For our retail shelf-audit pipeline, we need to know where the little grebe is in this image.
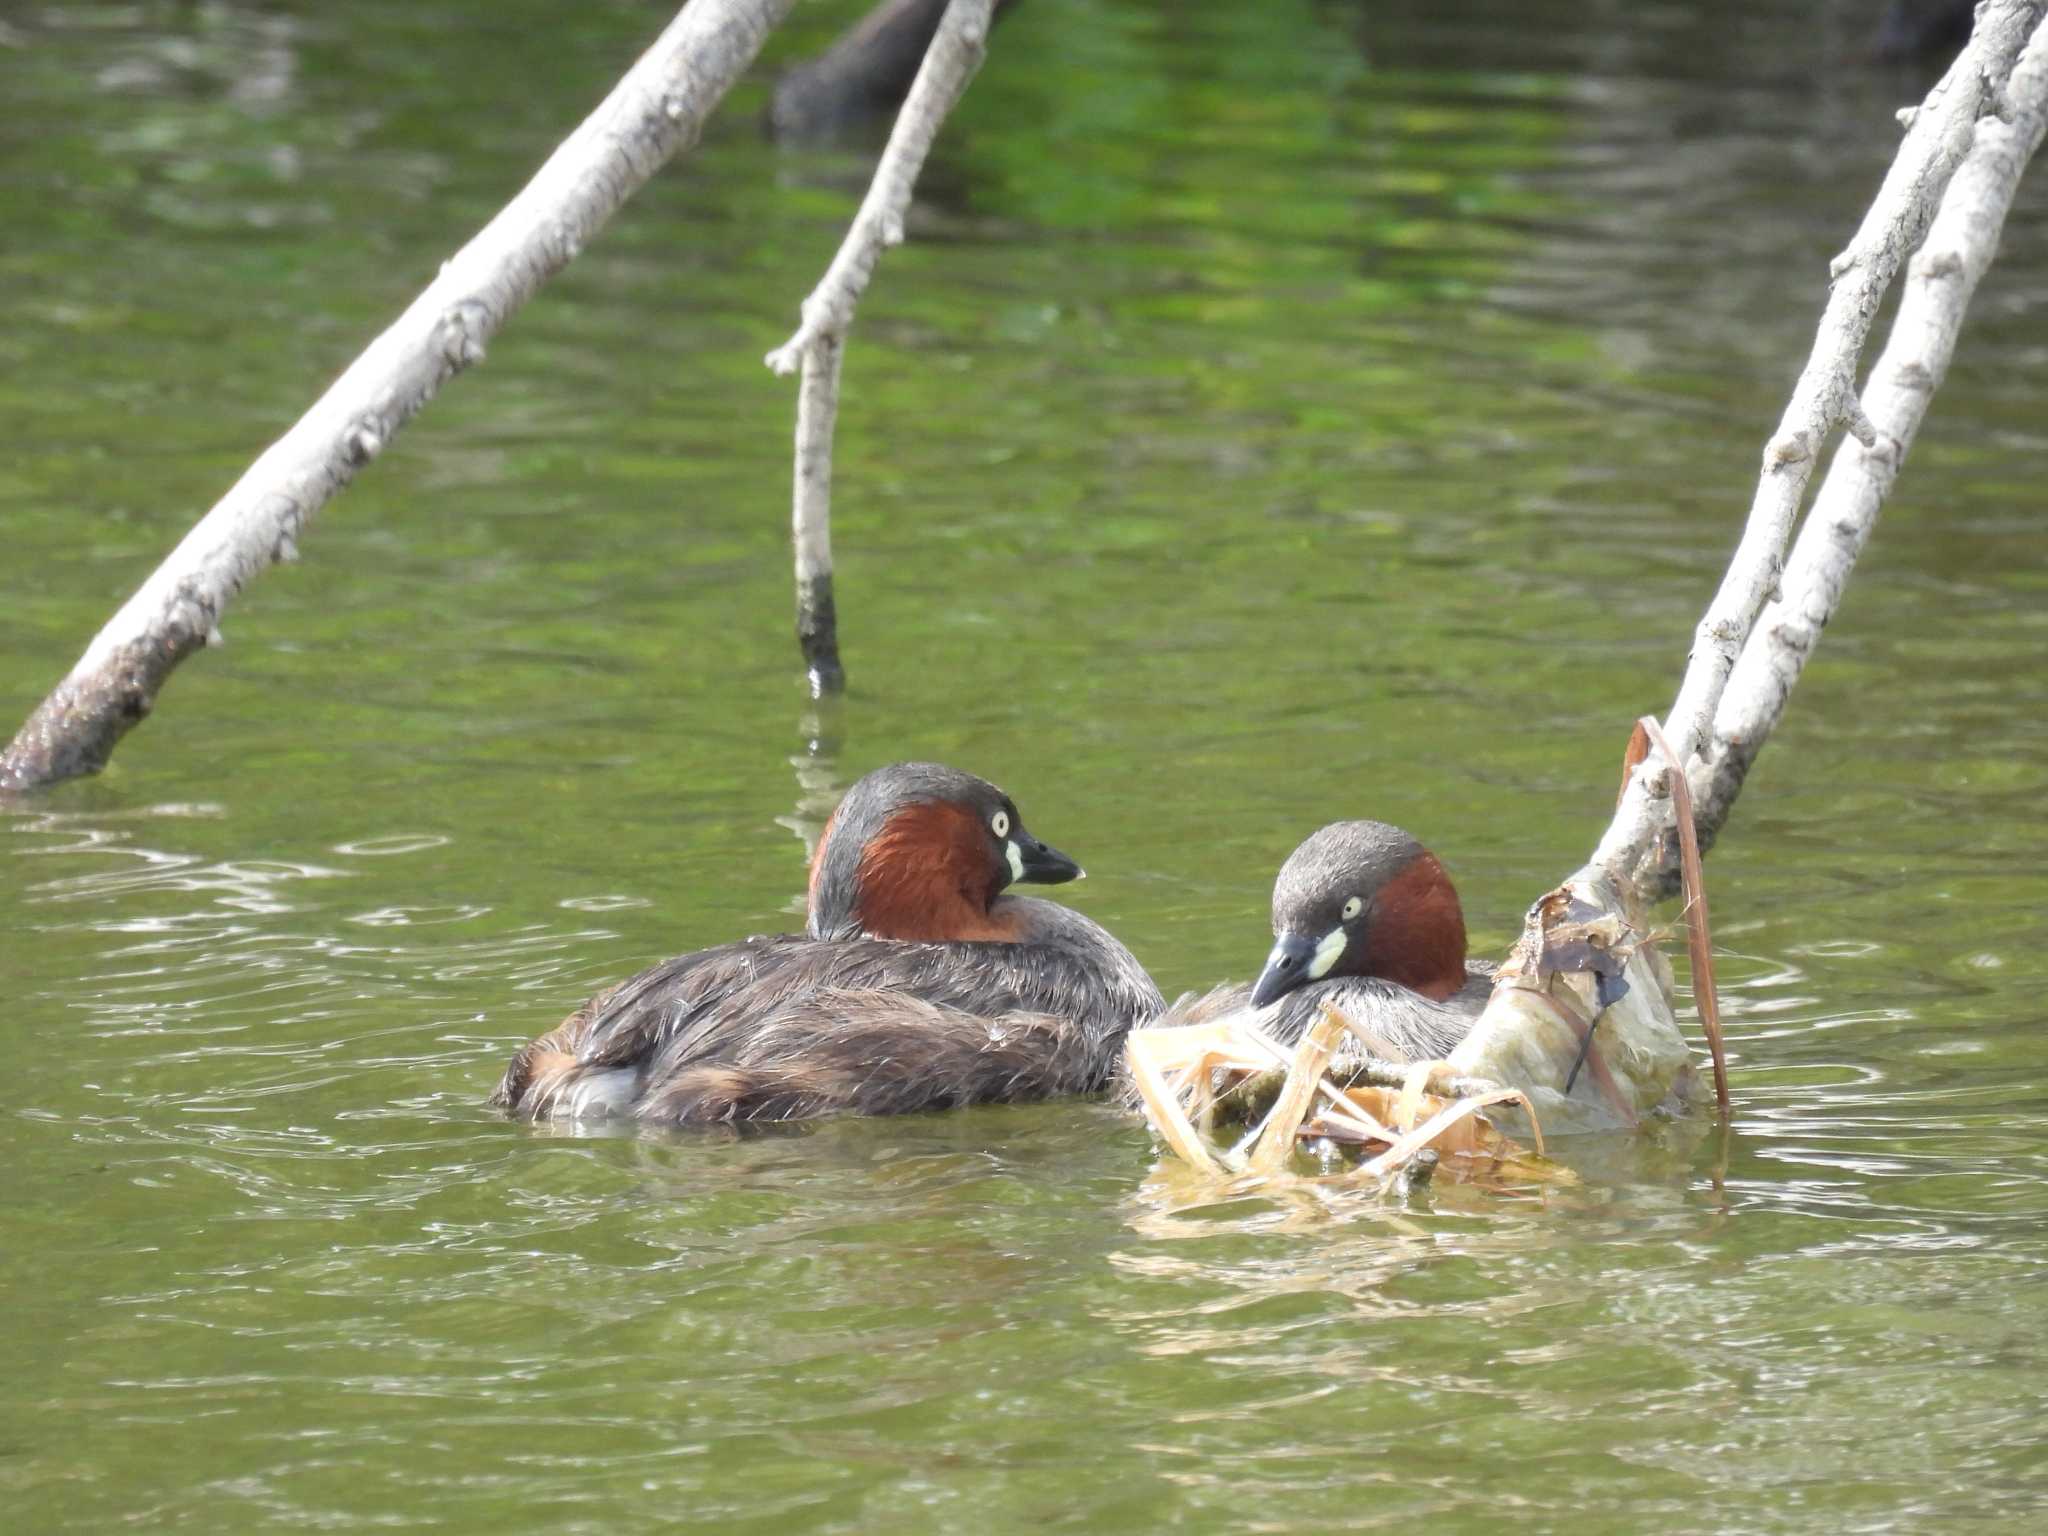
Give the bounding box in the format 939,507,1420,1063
1158,820,1490,1060
493,761,1164,1126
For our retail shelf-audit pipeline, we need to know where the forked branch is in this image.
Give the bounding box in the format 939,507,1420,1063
1467,4,2048,1125
1699,11,2048,846
1594,0,2046,900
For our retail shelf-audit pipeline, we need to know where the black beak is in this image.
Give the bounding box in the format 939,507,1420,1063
1250,932,1318,1010
1013,832,1083,886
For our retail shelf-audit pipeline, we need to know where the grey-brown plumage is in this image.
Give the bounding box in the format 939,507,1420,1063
492,763,1163,1127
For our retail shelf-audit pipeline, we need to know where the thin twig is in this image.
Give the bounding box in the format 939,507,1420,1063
791,333,846,696
765,0,996,696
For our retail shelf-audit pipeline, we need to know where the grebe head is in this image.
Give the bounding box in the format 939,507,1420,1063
806,762,1083,942
1248,820,1468,1009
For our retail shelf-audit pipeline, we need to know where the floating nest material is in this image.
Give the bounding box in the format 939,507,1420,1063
1125,1003,1565,1193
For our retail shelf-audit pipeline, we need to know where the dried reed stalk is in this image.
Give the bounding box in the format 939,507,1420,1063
1637,715,1730,1112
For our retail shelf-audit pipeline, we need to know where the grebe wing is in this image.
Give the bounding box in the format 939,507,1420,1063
635,987,1096,1123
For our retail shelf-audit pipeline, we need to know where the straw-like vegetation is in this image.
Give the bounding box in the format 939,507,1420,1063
1127,1005,1563,1194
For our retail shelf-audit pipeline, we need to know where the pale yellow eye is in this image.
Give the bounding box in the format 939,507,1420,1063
1341,896,1364,922
991,811,1012,838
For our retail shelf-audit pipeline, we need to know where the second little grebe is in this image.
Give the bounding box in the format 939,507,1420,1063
1159,820,1491,1059
493,762,1164,1126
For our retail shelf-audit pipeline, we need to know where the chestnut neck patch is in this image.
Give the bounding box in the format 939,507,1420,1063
851,801,1015,943
1361,852,1468,1000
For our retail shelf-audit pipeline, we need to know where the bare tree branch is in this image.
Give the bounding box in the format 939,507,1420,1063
766,0,995,697
1699,10,2048,848
1450,6,2048,1126
1,0,794,792
1591,0,2045,899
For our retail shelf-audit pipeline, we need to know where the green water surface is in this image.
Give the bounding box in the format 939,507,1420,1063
5,1,2048,1530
